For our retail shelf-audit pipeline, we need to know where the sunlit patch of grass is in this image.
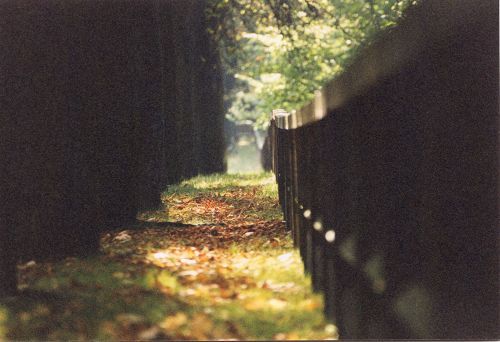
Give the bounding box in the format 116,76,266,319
2,173,337,340
139,172,281,224
216,302,329,340
231,249,308,285
2,258,189,340
137,239,333,340
213,249,332,339
141,251,331,339
153,173,336,339
166,172,276,196
162,172,282,224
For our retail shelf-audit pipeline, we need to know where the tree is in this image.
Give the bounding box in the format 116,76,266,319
207,0,416,128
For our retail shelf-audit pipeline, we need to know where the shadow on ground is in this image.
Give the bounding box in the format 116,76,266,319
1,173,337,340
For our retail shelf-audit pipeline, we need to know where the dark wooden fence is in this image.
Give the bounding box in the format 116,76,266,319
271,0,498,339
0,0,224,296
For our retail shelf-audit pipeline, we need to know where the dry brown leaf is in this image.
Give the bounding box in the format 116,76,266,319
160,312,188,330
189,313,214,340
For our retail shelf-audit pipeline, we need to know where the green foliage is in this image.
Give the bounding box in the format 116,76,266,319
207,0,416,128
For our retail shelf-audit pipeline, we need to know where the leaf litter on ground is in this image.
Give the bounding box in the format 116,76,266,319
2,172,338,340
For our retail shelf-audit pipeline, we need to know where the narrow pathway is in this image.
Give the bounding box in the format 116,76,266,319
2,173,337,340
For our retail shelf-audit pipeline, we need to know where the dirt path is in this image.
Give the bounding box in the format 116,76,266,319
2,173,337,340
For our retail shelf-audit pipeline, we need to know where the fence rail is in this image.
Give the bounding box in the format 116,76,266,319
271,0,498,339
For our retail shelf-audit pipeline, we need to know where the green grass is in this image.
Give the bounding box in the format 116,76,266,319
1,172,337,340
165,172,277,197
216,249,330,339
1,258,188,340
162,172,283,224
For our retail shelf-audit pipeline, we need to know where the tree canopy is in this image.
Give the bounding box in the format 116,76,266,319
207,0,416,127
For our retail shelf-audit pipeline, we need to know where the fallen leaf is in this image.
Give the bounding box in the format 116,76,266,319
274,332,300,340
190,313,214,340
180,258,197,265
300,298,321,311
137,326,163,340
177,270,199,278
160,312,188,330
114,231,132,242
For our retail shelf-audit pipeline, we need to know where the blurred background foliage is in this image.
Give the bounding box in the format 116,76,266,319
207,0,416,129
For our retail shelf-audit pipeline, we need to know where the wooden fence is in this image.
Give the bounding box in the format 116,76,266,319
271,0,498,339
